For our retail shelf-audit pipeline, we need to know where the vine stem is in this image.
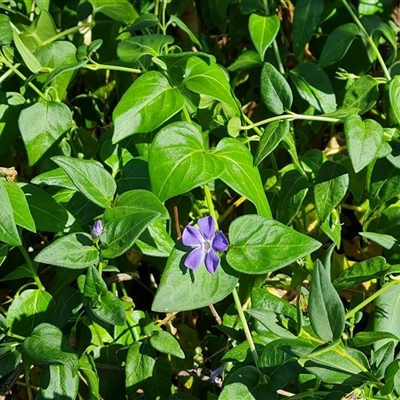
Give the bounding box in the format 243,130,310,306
232,287,259,365
241,113,339,131
19,244,44,291
40,22,94,46
345,277,400,320
204,185,218,228
341,0,391,81
82,63,141,74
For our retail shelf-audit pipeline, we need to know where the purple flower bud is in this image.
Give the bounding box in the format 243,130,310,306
91,220,103,239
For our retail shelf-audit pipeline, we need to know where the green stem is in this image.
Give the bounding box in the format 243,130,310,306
242,113,340,131
243,114,263,136
93,322,104,346
232,287,258,365
345,278,400,320
340,203,365,213
7,331,26,341
40,22,94,46
82,63,141,74
19,245,45,291
182,105,192,123
204,185,218,228
0,63,19,84
0,57,48,101
341,0,391,81
272,39,285,74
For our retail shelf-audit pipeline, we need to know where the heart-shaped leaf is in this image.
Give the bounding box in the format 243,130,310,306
248,13,280,59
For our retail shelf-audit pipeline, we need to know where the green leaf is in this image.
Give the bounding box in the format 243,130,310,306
31,168,76,191
126,342,156,396
276,170,309,225
314,161,349,223
353,332,400,347
79,353,99,400
144,358,173,400
52,286,83,328
289,62,336,113
169,15,202,48
113,71,185,142
254,120,290,166
342,75,379,115
183,57,240,114
227,117,242,138
382,360,400,396
215,138,272,218
292,0,324,59
340,156,366,202
226,215,321,274
309,254,345,342
20,183,69,232
128,13,159,31
117,159,150,193
318,23,360,68
19,100,72,166
91,0,138,23
369,158,400,210
0,15,12,46
52,156,116,208
0,179,21,245
117,34,174,64
0,263,34,281
150,331,185,359
35,233,99,269
24,323,78,374
386,75,400,127
2,180,35,232
220,366,260,400
7,289,56,336
11,29,42,73
83,266,126,326
333,256,388,291
39,363,79,400
359,232,400,252
248,13,280,59
152,244,239,312
227,50,262,72
149,122,223,202
101,189,168,258
0,349,21,379
260,63,293,115
344,114,384,173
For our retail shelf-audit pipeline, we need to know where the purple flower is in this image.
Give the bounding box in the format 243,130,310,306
182,216,229,274
91,219,103,239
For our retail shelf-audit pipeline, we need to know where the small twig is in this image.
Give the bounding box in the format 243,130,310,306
157,312,178,327
208,304,222,325
104,272,139,285
277,389,295,397
173,197,182,239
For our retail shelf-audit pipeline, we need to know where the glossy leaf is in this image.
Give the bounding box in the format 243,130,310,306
31,168,76,191
319,23,359,68
276,170,309,225
220,366,260,400
101,189,168,258
35,233,99,269
149,122,223,202
19,100,72,166
309,255,345,342
113,71,185,142
248,13,280,59
24,323,78,373
52,286,83,328
292,0,324,58
52,156,116,208
227,50,262,72
226,215,321,274
289,62,336,113
260,62,293,115
342,75,379,115
79,353,99,400
183,57,240,114
152,244,239,312
39,364,79,400
150,331,185,359
169,15,202,48
386,75,400,127
91,0,138,23
12,29,42,73
314,161,349,223
0,179,21,246
344,114,383,173
215,138,272,218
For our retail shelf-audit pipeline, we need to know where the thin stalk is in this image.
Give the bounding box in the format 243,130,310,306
182,105,192,123
340,203,365,213
204,185,218,228
6,331,26,341
218,196,246,225
19,245,44,291
345,278,400,320
242,113,340,131
0,63,19,84
341,0,391,81
243,114,263,136
0,57,47,101
40,22,94,46
232,287,258,364
272,39,285,74
82,63,141,74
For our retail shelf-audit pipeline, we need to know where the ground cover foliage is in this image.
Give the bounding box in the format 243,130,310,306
0,0,400,398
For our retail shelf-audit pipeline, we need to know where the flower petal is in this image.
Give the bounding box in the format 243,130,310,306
198,216,215,240
205,251,220,274
182,225,204,247
184,247,205,270
212,231,229,252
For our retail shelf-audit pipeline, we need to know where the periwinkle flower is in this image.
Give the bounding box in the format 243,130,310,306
182,216,229,274
91,219,103,239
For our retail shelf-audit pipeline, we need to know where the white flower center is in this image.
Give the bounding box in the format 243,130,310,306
202,240,211,252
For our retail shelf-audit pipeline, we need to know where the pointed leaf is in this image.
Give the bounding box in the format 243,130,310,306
12,29,42,73
150,331,185,359
113,71,185,142
386,75,400,127
215,138,272,218
39,364,79,400
52,156,116,208
0,179,21,245
149,122,223,202
35,233,99,269
248,13,280,59
226,215,321,274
